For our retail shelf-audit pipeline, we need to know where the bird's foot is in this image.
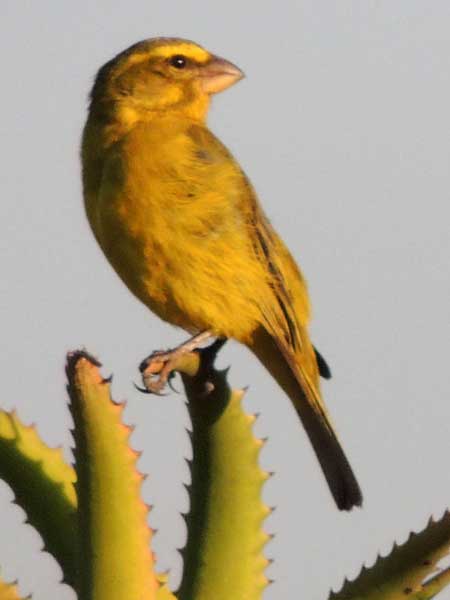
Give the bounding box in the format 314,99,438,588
138,331,213,395
138,349,183,394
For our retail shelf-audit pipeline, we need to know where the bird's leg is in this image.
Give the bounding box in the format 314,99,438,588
139,331,215,394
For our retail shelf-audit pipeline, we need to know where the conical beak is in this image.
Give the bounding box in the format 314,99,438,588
200,55,245,94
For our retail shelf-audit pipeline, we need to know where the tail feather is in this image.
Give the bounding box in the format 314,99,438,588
250,327,362,511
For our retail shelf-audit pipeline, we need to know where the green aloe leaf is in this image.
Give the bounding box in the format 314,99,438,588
177,351,271,600
0,410,77,586
331,511,450,600
66,351,158,600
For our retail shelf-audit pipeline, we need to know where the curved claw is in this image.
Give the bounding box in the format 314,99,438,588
168,373,180,394
133,381,152,394
133,380,169,397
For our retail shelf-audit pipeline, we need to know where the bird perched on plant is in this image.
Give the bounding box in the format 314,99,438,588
81,37,362,510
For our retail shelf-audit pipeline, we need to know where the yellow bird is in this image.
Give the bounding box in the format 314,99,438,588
82,37,362,510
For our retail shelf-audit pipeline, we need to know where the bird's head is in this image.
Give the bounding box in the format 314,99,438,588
89,37,244,123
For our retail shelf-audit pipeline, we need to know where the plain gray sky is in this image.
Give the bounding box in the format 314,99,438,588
1,2,450,599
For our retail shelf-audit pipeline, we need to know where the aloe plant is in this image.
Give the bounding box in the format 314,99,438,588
0,346,449,599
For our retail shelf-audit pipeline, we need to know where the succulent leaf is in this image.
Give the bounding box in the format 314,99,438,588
177,350,270,600
66,351,158,600
331,511,450,600
0,410,77,586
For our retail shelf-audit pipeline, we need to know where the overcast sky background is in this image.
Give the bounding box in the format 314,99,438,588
1,2,450,599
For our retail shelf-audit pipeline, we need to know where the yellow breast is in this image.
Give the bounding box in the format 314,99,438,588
82,117,268,339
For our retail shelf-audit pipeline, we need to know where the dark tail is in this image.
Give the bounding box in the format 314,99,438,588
249,328,362,511
290,390,363,510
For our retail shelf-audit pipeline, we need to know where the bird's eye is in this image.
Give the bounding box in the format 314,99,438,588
169,55,187,69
